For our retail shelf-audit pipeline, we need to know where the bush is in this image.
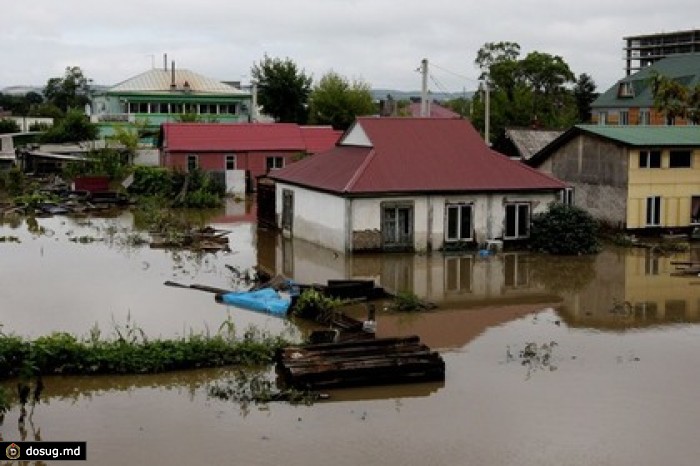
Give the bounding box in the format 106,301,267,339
0,119,21,134
529,203,600,255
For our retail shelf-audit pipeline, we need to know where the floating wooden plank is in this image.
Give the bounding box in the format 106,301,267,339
277,335,445,389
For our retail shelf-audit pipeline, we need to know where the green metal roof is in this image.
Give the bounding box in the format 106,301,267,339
592,54,700,109
577,124,700,146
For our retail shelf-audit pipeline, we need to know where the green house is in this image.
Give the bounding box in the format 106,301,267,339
90,65,251,143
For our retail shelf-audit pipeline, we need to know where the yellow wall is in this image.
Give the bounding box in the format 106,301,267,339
627,148,700,229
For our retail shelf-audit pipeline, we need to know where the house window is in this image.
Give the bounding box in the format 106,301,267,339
639,109,650,125
560,187,574,205
666,115,676,126
669,150,691,168
266,156,284,171
691,196,700,224
187,154,198,172
639,150,661,168
618,82,634,98
220,104,231,114
445,204,473,241
598,112,608,125
504,203,530,239
225,154,236,170
445,256,473,293
171,103,182,114
646,196,661,226
619,111,630,125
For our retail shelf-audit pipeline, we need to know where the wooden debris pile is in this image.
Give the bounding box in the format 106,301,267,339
276,335,445,389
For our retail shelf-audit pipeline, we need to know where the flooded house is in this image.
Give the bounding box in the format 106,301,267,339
266,117,566,253
159,123,341,193
527,125,700,232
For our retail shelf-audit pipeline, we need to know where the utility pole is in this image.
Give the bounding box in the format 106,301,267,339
420,58,429,117
484,74,490,146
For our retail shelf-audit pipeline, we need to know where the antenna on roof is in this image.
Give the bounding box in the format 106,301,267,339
164,53,168,71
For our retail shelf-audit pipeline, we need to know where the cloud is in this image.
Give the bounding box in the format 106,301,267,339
1,0,697,94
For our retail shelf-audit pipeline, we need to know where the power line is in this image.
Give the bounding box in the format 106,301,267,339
430,62,481,84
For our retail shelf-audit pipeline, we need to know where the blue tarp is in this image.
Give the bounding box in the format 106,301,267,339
218,288,291,316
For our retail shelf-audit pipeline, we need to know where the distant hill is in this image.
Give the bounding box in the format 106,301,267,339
371,89,475,102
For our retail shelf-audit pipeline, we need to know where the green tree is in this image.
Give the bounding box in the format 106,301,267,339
40,109,98,143
43,66,91,113
0,119,21,134
472,42,579,145
573,73,598,123
650,71,694,123
251,55,312,124
308,71,375,130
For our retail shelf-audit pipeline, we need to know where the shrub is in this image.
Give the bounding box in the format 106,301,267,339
530,203,600,255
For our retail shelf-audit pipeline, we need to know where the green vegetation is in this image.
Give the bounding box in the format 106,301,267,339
62,148,131,181
650,71,700,124
308,71,376,130
0,118,21,134
470,41,590,150
43,66,91,114
40,109,98,143
391,291,435,312
529,203,600,255
0,319,288,413
290,288,343,322
128,166,224,208
251,55,313,124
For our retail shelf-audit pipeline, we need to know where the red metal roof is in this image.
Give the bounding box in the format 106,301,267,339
408,102,461,118
270,118,565,194
162,123,340,153
299,126,343,154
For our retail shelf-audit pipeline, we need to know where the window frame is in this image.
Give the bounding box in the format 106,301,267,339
225,154,236,170
646,196,661,226
445,203,474,242
266,156,284,171
187,154,198,172
504,203,530,240
639,150,661,168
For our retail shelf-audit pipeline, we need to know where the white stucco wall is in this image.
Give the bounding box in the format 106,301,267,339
277,185,559,253
225,170,246,194
275,183,348,251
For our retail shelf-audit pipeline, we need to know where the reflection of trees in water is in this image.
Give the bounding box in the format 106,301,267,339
527,254,597,295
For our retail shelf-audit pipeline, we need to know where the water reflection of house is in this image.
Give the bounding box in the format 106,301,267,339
258,234,559,307
556,247,700,328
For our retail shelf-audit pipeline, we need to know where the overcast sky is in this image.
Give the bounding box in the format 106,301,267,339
2,0,698,95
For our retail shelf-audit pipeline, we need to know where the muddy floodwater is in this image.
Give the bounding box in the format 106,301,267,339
2,202,700,465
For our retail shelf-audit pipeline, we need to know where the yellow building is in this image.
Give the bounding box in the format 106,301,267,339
529,125,700,232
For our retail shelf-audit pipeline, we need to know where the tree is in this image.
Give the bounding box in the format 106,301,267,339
43,66,91,113
40,109,98,143
650,71,695,123
0,119,21,134
251,55,312,124
472,42,579,145
308,71,375,130
573,73,598,123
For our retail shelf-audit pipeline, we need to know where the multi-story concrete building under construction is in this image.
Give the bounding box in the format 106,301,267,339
624,29,700,75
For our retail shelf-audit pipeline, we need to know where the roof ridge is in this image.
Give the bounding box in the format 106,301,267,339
343,148,377,192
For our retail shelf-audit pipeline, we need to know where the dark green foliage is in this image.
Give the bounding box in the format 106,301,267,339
40,109,98,143
0,119,20,134
62,148,130,181
530,203,600,255
251,55,312,124
128,167,224,208
128,166,175,197
308,71,375,130
43,66,91,113
291,288,342,322
573,73,598,123
392,291,435,312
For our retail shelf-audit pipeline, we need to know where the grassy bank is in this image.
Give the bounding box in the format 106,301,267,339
0,320,289,414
